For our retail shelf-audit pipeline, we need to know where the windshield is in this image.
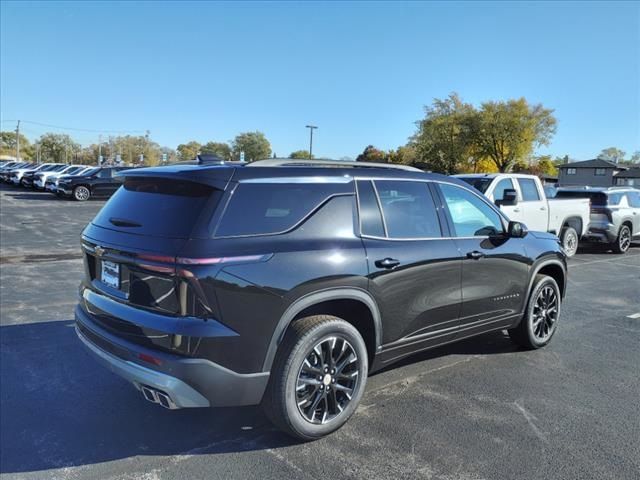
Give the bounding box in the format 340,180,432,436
457,177,492,194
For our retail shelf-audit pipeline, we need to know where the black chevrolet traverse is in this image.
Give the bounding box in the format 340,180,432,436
75,159,568,440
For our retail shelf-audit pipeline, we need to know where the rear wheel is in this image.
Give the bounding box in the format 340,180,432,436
509,275,561,349
611,224,631,254
263,315,368,440
560,226,579,257
73,186,91,201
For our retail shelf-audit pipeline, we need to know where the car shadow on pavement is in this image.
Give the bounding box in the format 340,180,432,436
0,320,296,475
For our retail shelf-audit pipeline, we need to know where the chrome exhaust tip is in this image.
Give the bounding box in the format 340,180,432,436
140,385,178,409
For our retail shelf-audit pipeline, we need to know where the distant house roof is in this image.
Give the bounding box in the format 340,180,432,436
557,158,627,170
615,168,640,178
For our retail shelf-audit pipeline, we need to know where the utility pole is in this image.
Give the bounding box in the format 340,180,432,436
305,125,317,159
98,134,103,165
15,120,20,160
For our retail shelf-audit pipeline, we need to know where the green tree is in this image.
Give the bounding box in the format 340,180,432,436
597,147,626,163
231,131,271,162
201,141,231,160
356,145,387,163
176,141,201,161
471,98,556,172
0,131,33,160
629,151,640,164
35,133,80,163
289,150,312,159
410,93,476,174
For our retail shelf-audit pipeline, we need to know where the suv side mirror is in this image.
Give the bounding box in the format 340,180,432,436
496,189,518,207
508,221,528,238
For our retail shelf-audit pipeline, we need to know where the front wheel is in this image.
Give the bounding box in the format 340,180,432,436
73,186,91,201
509,275,561,349
560,226,579,258
611,225,631,254
263,315,368,440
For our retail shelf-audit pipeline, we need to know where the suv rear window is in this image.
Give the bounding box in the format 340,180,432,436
216,182,346,237
554,191,608,205
92,178,222,238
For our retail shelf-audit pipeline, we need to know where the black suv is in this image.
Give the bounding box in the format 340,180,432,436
58,166,130,201
75,159,568,439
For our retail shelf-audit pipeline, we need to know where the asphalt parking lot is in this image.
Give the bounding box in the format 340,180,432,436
1,184,639,480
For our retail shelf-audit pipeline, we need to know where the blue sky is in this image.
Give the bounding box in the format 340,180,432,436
1,1,639,160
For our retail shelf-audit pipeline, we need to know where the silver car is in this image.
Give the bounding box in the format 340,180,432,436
555,187,640,254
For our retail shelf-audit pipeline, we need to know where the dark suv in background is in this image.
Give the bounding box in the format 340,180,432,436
75,159,568,439
58,166,130,201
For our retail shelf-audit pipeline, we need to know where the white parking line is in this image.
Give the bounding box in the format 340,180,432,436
627,313,640,319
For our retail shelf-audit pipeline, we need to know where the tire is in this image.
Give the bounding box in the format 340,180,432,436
508,275,561,349
263,315,368,441
73,185,91,201
560,226,579,258
611,224,632,254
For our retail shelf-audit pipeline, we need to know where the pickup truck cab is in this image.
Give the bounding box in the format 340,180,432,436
455,173,590,257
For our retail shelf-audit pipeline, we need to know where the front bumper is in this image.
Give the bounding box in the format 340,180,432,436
75,302,269,408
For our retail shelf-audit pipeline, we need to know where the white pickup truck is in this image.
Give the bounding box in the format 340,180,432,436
454,173,590,257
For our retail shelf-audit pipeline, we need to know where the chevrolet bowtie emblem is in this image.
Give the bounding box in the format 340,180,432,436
94,246,105,257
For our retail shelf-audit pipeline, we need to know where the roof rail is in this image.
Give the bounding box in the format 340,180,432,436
248,158,423,172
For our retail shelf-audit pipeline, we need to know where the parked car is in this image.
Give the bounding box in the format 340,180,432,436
0,162,32,183
555,187,640,254
454,173,590,257
21,164,67,188
45,166,94,193
57,166,129,201
75,159,568,440
9,163,61,186
33,164,85,190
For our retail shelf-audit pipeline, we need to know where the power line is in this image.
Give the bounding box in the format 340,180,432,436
0,119,145,134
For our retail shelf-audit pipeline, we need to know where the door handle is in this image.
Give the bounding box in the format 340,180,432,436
466,251,485,260
375,258,400,269
513,208,520,213
540,207,547,211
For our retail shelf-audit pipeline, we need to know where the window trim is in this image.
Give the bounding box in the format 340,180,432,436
566,168,577,175
594,168,607,176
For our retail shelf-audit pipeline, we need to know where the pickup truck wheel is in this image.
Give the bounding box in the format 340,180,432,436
73,186,90,201
508,275,561,349
263,315,368,440
611,225,631,254
560,227,579,257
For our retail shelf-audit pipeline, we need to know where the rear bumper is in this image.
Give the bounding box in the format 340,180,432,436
75,303,269,408
583,221,617,243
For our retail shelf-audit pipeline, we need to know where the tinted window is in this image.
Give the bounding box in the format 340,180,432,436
440,183,503,237
356,180,385,237
555,190,607,205
458,177,492,194
628,192,640,208
217,182,345,237
518,178,540,201
373,180,441,238
607,193,626,206
493,178,515,201
92,178,221,238
97,169,113,178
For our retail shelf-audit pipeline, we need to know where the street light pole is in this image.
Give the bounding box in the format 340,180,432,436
305,125,317,159
15,120,20,161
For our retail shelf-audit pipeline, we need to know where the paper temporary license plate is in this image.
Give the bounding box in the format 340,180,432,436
101,260,120,289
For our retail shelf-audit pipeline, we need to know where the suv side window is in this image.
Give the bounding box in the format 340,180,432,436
356,180,385,237
517,178,540,201
96,169,113,178
439,183,504,237
373,180,442,238
492,178,515,201
628,191,640,208
216,182,347,237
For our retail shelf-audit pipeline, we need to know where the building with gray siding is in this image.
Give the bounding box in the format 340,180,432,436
557,159,627,187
